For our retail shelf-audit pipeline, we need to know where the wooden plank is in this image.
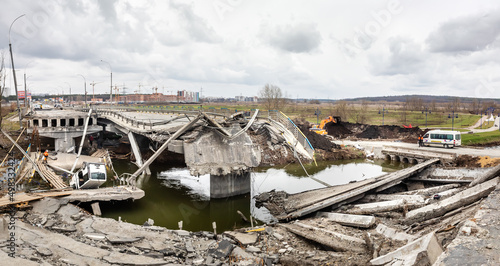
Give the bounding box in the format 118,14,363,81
0,191,72,208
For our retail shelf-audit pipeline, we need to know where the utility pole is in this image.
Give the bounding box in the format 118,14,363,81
78,74,87,107
9,14,25,129
101,60,112,103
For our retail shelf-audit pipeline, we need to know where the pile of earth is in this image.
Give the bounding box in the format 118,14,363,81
323,121,352,138
455,155,481,168
341,123,425,141
294,121,339,151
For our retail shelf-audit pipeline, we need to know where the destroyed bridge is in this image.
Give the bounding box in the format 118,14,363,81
27,106,314,198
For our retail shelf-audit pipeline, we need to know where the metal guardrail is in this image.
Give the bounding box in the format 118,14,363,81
268,110,315,158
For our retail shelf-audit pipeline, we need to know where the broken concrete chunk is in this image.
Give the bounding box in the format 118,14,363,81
32,197,62,215
370,232,443,266
280,222,366,253
52,224,77,232
223,231,258,246
174,229,190,236
106,235,143,244
35,246,53,256
318,212,376,228
375,224,415,242
102,251,167,265
207,239,235,259
347,199,407,215
246,246,261,253
272,232,284,241
84,233,106,241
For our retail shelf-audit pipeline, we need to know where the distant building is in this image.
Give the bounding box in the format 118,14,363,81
235,95,258,102
117,90,200,103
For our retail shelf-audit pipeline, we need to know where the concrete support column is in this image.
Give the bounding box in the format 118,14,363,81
210,171,251,198
55,135,75,153
128,132,151,175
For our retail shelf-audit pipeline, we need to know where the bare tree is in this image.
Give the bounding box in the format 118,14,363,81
259,83,286,111
350,101,368,124
334,100,350,121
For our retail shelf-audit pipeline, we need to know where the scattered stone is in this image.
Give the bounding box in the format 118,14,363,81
192,258,204,265
272,232,284,240
173,229,190,236
71,213,82,220
231,246,257,261
278,248,287,253
246,246,261,253
185,241,195,253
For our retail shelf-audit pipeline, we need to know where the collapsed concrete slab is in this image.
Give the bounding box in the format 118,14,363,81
318,212,376,228
361,194,425,203
405,177,499,225
347,199,407,215
375,224,415,242
370,232,443,266
280,222,366,253
468,164,500,187
398,184,461,196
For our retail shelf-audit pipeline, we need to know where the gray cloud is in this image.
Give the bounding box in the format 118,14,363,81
370,37,425,76
261,22,322,53
427,10,500,53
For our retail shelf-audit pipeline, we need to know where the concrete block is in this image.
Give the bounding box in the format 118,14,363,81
370,232,443,266
348,199,406,215
375,224,415,242
362,194,425,203
223,231,258,246
318,212,376,228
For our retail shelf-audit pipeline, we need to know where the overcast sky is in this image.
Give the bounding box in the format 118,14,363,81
1,0,500,100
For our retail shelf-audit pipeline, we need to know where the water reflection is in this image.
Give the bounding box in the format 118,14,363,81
100,159,408,232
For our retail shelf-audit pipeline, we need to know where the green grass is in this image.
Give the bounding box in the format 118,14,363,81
480,121,495,129
461,130,500,146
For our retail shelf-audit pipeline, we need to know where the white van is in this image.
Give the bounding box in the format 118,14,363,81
422,130,461,148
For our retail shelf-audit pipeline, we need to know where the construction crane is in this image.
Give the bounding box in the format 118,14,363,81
89,81,103,102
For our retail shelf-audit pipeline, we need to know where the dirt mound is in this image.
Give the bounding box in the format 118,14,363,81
324,121,352,138
455,155,481,168
354,124,424,140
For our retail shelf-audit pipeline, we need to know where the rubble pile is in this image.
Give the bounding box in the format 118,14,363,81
254,160,500,265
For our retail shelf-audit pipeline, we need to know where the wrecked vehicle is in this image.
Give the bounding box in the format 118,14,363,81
70,162,107,189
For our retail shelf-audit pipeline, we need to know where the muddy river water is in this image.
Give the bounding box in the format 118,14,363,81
98,159,408,232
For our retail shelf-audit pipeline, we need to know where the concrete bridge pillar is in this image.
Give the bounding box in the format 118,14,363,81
55,133,75,153
210,171,251,198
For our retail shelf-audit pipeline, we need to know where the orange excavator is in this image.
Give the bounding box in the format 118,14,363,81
310,116,341,135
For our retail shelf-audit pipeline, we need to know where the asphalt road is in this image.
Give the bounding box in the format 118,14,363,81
335,140,500,158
